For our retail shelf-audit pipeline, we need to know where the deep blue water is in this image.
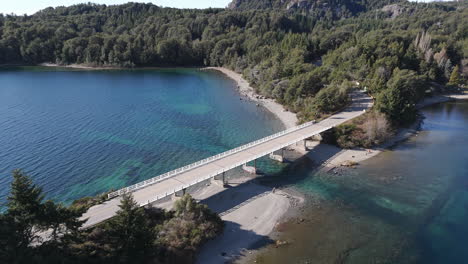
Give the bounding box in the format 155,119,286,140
255,100,468,264
0,67,283,204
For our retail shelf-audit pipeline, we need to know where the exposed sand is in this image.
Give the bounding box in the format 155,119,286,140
195,180,301,264
40,63,121,70
204,67,299,129
150,174,302,264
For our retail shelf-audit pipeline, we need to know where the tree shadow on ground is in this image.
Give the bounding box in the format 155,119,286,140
196,220,274,264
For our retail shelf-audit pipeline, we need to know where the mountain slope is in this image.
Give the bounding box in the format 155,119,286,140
228,0,406,17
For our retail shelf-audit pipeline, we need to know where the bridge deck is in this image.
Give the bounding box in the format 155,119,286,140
81,92,372,227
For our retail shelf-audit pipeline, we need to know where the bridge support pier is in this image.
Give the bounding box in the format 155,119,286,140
242,160,257,174
212,172,228,187
269,148,284,163
303,139,308,151
172,188,186,201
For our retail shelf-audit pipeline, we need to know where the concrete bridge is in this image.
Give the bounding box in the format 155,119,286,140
81,91,373,227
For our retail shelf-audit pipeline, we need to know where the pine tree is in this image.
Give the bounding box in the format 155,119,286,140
448,65,461,87
106,193,154,262
0,214,18,263
6,169,45,248
2,170,85,262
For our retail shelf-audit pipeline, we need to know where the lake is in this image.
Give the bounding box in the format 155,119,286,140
254,100,468,264
0,67,284,205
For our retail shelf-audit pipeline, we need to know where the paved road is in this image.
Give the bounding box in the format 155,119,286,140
81,92,373,227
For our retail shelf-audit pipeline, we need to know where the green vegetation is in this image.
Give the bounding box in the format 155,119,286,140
0,1,466,135
334,111,392,148
448,65,461,87
0,170,223,263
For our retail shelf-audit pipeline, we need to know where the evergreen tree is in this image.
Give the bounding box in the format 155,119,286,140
105,193,154,263
448,65,461,87
376,69,425,125
1,170,85,263
0,213,19,263
6,169,45,249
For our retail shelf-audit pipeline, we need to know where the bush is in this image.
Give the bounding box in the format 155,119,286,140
157,194,224,253
335,111,393,148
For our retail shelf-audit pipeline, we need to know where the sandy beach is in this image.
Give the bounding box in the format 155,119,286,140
204,67,299,129
40,62,121,70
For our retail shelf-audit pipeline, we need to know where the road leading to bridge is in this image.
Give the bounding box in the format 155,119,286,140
81,91,373,228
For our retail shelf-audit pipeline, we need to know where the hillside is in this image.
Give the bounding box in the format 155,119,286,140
228,0,405,18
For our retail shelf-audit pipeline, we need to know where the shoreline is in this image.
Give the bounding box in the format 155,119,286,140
203,67,299,129
39,62,123,70
201,66,468,263
312,93,468,174
34,63,468,262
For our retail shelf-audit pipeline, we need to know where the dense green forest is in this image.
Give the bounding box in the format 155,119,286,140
0,170,223,263
0,1,466,138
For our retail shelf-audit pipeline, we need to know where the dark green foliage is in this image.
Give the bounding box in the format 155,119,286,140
158,194,224,253
6,169,45,248
299,82,350,121
228,0,403,19
376,68,426,125
448,65,461,87
0,170,223,264
1,170,85,263
104,194,154,262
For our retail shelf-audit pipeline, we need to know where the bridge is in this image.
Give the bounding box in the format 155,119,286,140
81,91,372,227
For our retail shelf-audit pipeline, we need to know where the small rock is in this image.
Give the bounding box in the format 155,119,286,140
275,240,289,247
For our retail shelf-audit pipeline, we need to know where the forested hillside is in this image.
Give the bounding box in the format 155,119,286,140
0,1,466,146
228,0,403,18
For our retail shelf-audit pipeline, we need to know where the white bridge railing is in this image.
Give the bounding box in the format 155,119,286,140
108,120,318,199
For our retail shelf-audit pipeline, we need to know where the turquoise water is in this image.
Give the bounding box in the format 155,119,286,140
255,100,468,263
0,67,283,204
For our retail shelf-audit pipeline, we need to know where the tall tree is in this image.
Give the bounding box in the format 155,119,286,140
6,169,45,249
448,65,461,87
105,193,154,263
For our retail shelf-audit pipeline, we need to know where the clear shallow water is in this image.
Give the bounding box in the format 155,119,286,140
0,67,283,204
255,101,468,264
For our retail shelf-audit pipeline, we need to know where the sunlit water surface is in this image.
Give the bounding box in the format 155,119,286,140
255,101,468,264
0,67,284,205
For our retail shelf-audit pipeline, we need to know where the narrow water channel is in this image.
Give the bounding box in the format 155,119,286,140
254,100,468,264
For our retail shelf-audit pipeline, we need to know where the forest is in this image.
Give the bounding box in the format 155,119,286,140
0,1,466,138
